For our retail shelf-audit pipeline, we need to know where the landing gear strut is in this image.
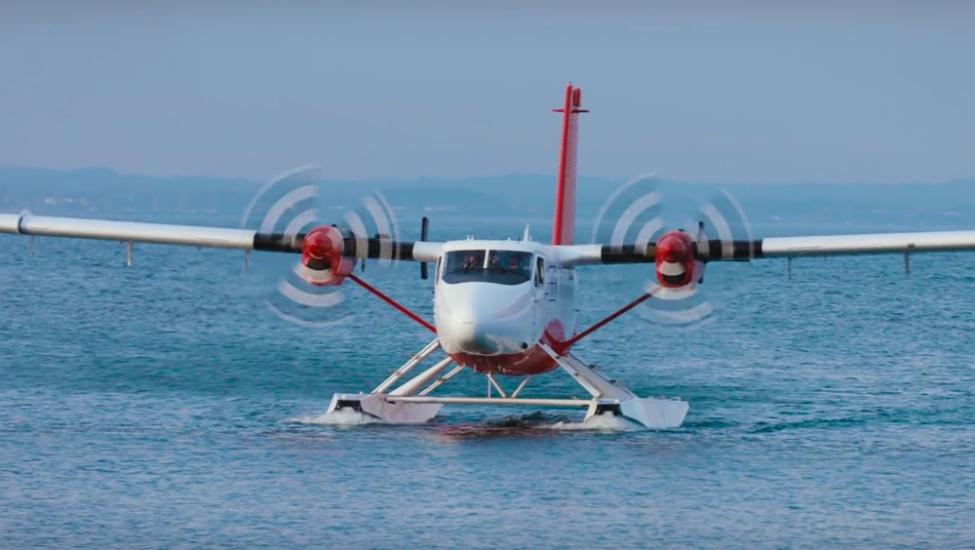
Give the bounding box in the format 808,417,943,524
325,339,688,429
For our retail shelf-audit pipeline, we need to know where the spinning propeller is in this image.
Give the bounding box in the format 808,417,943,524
591,175,755,326
240,166,403,327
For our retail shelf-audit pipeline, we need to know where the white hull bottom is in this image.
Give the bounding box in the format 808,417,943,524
327,393,443,424
616,397,689,429
326,392,688,429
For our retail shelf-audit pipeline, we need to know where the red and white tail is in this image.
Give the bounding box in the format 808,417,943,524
551,83,587,245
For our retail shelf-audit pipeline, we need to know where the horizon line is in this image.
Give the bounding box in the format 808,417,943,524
0,164,973,187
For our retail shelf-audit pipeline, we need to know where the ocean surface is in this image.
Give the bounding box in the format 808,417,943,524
2,215,974,548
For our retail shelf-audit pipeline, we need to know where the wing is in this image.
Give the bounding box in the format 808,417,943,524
755,230,975,258
0,212,442,261
555,230,975,266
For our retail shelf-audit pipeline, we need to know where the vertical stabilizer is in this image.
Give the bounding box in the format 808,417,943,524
552,83,587,245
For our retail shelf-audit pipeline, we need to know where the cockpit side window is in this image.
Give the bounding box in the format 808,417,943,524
535,257,545,286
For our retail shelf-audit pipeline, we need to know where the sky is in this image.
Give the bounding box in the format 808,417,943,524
1,1,972,183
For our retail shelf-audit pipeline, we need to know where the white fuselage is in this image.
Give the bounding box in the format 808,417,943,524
432,240,577,369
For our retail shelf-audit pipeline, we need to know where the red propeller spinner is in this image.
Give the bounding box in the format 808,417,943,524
654,230,698,288
300,225,353,286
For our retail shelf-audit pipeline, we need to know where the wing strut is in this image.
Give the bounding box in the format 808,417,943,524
559,291,653,352
347,273,436,333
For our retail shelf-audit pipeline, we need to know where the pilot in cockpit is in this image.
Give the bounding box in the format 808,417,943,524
506,254,523,272
462,254,479,272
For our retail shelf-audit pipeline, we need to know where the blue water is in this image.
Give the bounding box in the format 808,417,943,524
2,216,975,547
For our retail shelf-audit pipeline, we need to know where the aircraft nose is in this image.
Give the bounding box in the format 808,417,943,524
438,286,535,356
454,320,504,355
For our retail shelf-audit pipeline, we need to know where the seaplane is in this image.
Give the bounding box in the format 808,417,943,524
4,83,975,429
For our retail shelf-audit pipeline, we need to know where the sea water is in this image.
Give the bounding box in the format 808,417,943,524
1,216,974,547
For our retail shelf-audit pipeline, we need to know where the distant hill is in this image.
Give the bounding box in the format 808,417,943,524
2,166,974,237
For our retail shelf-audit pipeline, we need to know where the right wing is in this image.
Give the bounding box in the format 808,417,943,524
554,230,975,267
755,231,975,258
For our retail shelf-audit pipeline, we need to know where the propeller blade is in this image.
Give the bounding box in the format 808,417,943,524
592,178,754,327
240,167,403,327
590,174,665,257
696,189,756,261
420,216,430,280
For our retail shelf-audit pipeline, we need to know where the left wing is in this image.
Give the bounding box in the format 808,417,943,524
0,213,443,261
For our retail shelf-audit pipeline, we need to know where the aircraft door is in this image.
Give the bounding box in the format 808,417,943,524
532,256,545,331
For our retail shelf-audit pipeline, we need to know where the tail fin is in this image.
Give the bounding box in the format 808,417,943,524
551,83,587,245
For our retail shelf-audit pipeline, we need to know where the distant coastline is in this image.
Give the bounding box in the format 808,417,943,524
2,166,973,235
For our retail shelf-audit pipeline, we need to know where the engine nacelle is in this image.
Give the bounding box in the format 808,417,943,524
654,230,699,288
300,225,354,286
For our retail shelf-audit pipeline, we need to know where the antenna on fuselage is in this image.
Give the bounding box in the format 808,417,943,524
522,224,531,242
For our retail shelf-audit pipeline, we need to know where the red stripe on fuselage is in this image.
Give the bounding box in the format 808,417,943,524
449,345,557,376
448,319,567,376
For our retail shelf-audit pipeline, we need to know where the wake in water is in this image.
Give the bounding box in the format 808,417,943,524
477,410,636,432
286,409,638,432
288,407,380,426
544,412,636,431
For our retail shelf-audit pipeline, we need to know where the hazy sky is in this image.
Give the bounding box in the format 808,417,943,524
1,1,972,183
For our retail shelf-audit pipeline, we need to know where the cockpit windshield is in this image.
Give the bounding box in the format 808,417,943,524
442,250,533,285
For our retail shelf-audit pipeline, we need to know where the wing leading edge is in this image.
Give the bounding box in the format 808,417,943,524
758,230,975,258
0,213,442,262
6,213,975,265
1,213,255,249
555,230,975,267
